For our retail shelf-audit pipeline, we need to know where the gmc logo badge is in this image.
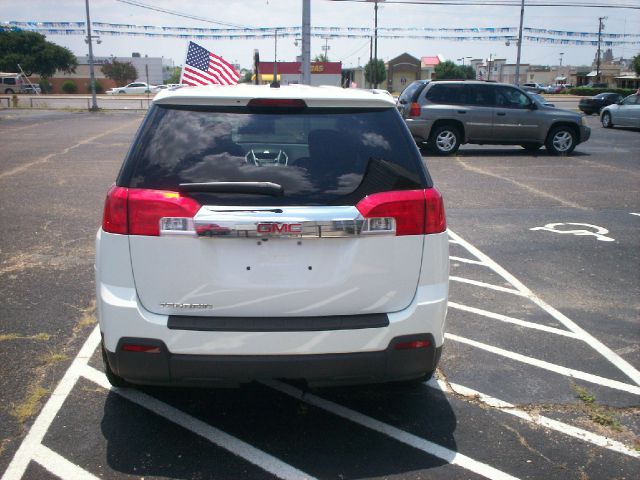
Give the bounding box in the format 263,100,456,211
256,223,303,234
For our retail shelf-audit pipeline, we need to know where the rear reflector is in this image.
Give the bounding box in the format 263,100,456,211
121,344,161,353
409,102,421,117
102,186,201,236
394,340,430,350
355,188,446,236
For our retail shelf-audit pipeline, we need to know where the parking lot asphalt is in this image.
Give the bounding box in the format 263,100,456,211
0,110,638,480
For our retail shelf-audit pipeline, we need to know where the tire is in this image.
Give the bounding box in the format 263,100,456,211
545,126,577,156
428,124,461,155
118,90,126,94
601,112,613,129
521,143,542,151
5,88,14,94
101,344,129,388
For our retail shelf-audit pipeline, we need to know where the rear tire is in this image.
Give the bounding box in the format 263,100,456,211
545,126,576,156
428,124,461,156
5,88,14,94
601,112,613,129
101,344,129,388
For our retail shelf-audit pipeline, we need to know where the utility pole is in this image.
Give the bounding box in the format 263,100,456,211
84,0,98,111
596,16,606,84
301,0,310,85
272,28,280,87
322,36,331,61
487,54,493,81
373,0,379,88
514,0,525,86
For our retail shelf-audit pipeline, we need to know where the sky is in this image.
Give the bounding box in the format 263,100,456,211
1,0,639,70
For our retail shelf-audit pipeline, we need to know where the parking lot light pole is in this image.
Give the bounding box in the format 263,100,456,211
84,0,98,111
514,0,525,87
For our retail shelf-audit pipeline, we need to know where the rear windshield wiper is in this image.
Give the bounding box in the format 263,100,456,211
178,181,284,196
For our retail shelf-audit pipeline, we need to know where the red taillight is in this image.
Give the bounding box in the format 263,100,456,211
102,185,128,234
121,344,161,353
394,340,430,350
424,187,446,234
355,188,446,236
102,186,201,236
409,102,421,117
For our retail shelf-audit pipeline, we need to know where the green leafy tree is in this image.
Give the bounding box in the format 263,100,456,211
313,54,329,62
0,30,76,78
633,54,640,76
101,60,138,86
434,60,474,80
165,66,181,84
364,59,387,86
61,80,77,94
239,68,253,83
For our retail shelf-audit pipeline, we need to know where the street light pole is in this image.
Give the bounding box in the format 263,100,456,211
514,0,525,86
84,0,98,111
596,17,606,84
301,0,311,85
373,0,379,88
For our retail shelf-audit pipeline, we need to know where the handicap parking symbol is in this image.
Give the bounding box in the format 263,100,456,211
530,222,615,242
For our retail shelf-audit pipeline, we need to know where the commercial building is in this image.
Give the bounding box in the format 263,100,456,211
255,61,342,86
31,54,174,94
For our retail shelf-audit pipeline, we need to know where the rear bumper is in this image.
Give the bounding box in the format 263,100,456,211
105,334,442,386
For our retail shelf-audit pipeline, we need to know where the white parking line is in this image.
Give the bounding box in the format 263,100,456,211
426,378,640,459
446,333,640,396
32,445,100,480
449,276,526,296
448,229,640,387
449,256,486,266
264,380,521,480
81,366,314,480
1,328,101,480
448,302,580,339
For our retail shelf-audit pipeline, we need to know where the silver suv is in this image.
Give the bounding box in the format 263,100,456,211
397,80,590,155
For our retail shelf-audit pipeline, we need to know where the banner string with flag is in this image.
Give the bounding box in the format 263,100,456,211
180,41,239,86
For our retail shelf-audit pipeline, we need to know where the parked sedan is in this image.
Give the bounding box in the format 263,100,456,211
600,94,640,129
106,82,159,95
579,93,623,115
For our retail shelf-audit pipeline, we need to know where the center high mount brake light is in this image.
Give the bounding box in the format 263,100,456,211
247,98,307,108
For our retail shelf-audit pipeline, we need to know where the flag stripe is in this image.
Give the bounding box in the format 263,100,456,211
211,53,240,80
184,66,220,85
183,70,220,87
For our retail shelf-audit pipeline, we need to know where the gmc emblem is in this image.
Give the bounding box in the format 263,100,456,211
256,222,303,234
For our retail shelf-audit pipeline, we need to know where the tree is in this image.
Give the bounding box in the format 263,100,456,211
313,54,329,62
101,60,138,86
434,60,474,80
239,68,253,83
633,54,640,76
364,59,387,87
0,30,76,78
165,66,181,84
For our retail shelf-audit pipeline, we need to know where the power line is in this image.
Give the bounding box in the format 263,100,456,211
329,0,640,9
114,0,255,28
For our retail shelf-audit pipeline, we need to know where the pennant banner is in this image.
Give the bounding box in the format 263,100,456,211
4,20,640,38
3,22,639,45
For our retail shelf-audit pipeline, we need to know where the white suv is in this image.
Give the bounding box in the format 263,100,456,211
96,84,449,387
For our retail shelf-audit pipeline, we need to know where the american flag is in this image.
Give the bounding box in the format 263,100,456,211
181,41,239,86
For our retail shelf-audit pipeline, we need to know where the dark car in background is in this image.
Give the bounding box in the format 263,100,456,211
579,93,624,115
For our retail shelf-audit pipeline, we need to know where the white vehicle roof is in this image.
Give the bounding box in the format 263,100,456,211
152,83,396,108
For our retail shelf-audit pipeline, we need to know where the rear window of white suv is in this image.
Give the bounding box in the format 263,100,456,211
119,105,428,206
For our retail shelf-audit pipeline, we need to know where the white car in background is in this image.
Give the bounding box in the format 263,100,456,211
600,94,640,129
106,82,159,94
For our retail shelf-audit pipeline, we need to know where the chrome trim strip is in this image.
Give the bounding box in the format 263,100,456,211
193,205,394,238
